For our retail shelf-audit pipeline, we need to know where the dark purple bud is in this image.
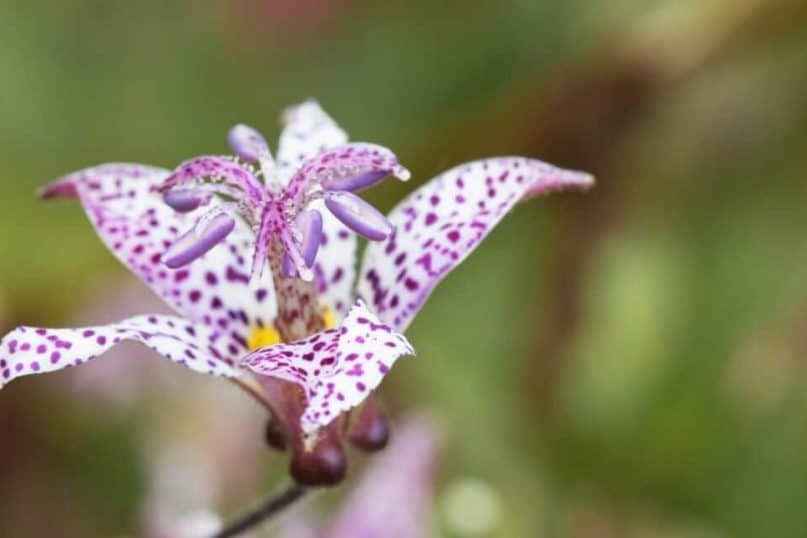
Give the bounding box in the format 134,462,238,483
322,170,389,192
228,124,269,163
162,213,235,268
324,191,393,241
290,420,347,487
347,396,389,452
163,189,205,213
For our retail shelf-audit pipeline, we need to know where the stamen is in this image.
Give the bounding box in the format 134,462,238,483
297,209,323,267
324,191,394,241
280,207,324,278
162,213,235,268
280,228,314,282
283,143,409,205
162,189,209,213
158,156,265,204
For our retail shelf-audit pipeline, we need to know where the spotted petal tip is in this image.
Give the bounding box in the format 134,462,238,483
38,178,78,199
523,163,595,199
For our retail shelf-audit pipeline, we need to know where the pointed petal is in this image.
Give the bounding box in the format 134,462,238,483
310,199,357,320
241,300,414,434
326,416,441,538
357,157,594,331
284,142,409,202
0,314,239,389
41,164,277,350
276,100,348,178
158,156,265,205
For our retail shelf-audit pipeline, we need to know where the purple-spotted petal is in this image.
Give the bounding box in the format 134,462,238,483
284,143,409,202
357,157,594,331
0,314,239,389
40,164,277,356
326,416,441,538
158,155,265,205
276,100,348,178
241,300,414,434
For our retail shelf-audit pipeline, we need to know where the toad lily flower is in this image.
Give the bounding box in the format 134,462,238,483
155,102,593,473
0,101,414,484
0,99,593,488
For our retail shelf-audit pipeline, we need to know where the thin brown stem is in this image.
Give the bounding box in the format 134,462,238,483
212,484,307,538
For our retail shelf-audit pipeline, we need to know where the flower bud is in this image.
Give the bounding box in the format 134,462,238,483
265,416,287,451
347,396,389,452
290,419,347,487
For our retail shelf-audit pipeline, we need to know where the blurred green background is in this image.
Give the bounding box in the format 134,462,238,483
1,0,806,536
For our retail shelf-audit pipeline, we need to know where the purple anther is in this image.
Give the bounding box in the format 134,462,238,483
324,191,393,241
163,189,206,213
297,209,323,267
162,213,235,268
228,124,270,163
322,170,389,193
281,252,297,279
280,209,323,278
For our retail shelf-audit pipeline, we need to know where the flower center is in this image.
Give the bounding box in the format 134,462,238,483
246,307,334,352
247,325,282,351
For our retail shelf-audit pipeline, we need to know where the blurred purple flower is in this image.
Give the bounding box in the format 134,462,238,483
141,384,264,538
